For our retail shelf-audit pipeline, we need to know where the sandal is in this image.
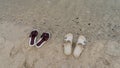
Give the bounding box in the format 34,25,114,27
73,35,86,58
36,32,50,48
29,30,38,46
63,33,73,55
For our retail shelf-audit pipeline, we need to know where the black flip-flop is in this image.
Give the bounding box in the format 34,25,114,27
36,32,50,48
29,30,38,46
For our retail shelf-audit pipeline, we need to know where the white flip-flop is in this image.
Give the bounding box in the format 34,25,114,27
35,32,50,48
63,33,73,56
29,30,38,46
73,35,86,58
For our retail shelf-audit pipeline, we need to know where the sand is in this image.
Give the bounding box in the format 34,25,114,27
0,0,120,68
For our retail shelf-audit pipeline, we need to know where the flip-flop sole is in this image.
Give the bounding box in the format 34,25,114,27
29,37,37,46
63,41,72,55
73,44,84,58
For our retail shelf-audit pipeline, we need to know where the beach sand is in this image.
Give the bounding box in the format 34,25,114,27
0,0,120,68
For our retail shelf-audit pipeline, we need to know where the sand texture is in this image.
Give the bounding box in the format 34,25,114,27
0,0,120,68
